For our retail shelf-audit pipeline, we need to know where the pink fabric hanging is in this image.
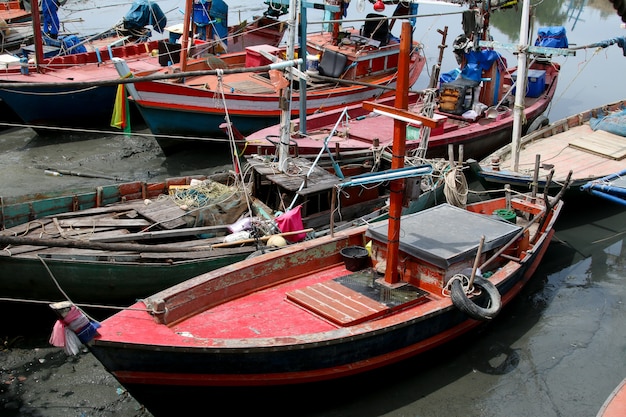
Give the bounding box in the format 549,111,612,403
275,205,307,242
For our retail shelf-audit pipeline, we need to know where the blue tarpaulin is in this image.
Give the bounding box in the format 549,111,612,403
590,107,626,137
123,0,167,34
535,26,568,48
460,49,502,82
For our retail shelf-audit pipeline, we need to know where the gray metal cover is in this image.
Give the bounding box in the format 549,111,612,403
365,203,522,269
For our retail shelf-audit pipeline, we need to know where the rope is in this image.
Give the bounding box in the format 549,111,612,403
443,168,468,208
0,296,156,312
216,68,255,219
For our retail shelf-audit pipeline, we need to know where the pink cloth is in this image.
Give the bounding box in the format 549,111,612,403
275,205,307,242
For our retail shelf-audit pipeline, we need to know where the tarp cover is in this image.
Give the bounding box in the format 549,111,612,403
535,26,568,48
460,49,502,82
366,203,522,269
123,0,167,33
590,107,626,137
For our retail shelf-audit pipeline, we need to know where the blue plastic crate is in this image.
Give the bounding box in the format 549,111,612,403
511,69,546,98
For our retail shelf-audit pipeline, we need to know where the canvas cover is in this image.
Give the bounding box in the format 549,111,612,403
366,203,522,269
123,0,167,33
535,26,568,48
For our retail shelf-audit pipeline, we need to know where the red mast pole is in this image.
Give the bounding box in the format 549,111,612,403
181,0,192,72
384,21,411,285
30,0,43,70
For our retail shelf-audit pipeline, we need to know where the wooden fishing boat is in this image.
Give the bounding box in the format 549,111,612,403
597,378,626,417
0,2,286,132
84,163,564,414
244,56,560,163
242,2,573,163
115,1,426,155
81,24,566,415
467,99,626,194
0,172,288,306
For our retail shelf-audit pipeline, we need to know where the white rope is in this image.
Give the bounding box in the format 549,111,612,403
443,168,468,208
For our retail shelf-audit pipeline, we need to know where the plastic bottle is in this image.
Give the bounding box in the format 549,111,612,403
20,57,29,75
44,170,62,176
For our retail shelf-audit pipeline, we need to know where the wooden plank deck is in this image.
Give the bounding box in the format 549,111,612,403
569,129,626,160
287,280,390,326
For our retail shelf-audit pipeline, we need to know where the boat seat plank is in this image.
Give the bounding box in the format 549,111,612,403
568,129,626,160
287,280,390,326
57,219,150,228
0,218,54,237
225,80,275,94
47,202,146,219
135,199,187,230
90,225,231,243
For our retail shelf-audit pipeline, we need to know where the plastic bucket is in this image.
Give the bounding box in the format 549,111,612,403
306,55,319,74
340,246,369,272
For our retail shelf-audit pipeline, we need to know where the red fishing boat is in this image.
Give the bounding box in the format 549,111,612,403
114,0,426,155
0,1,287,132
83,23,566,415
243,3,572,163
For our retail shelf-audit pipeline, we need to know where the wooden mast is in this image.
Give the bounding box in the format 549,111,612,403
30,0,43,70
383,21,411,285
180,0,193,72
511,0,531,172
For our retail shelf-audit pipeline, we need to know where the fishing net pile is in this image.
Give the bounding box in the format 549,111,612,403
169,179,250,227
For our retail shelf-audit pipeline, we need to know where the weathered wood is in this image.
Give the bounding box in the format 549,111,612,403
44,202,146,219
210,229,314,248
57,218,151,228
0,234,222,253
135,199,188,230
90,225,232,243
569,129,626,160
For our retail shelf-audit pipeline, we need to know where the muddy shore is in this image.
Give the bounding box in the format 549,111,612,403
0,125,232,416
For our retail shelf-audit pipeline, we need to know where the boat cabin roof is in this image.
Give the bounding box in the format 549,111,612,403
366,203,522,269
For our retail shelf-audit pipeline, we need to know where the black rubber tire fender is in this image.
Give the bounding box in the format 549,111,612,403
524,115,549,135
450,276,502,321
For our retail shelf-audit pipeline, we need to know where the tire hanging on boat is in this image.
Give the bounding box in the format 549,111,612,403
524,115,549,134
450,275,502,321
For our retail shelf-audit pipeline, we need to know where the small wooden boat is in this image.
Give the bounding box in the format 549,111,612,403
244,60,559,162
83,24,567,415
0,2,286,133
597,378,626,417
467,99,626,194
0,0,30,24
117,2,426,155
0,172,286,306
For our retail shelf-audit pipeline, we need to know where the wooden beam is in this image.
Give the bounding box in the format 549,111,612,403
362,101,442,129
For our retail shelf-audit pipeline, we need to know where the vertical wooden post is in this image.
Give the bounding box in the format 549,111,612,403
384,22,411,285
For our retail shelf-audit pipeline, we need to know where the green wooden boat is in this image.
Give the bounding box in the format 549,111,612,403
0,173,279,306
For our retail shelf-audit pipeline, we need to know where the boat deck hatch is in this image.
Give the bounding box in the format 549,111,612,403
286,268,427,326
366,203,522,269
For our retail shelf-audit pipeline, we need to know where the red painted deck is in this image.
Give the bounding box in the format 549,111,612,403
598,378,626,417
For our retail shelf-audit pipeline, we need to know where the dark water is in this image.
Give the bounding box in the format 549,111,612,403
1,0,626,416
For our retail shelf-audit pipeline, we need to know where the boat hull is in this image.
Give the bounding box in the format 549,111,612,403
0,253,250,306
89,195,562,410
244,61,559,162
